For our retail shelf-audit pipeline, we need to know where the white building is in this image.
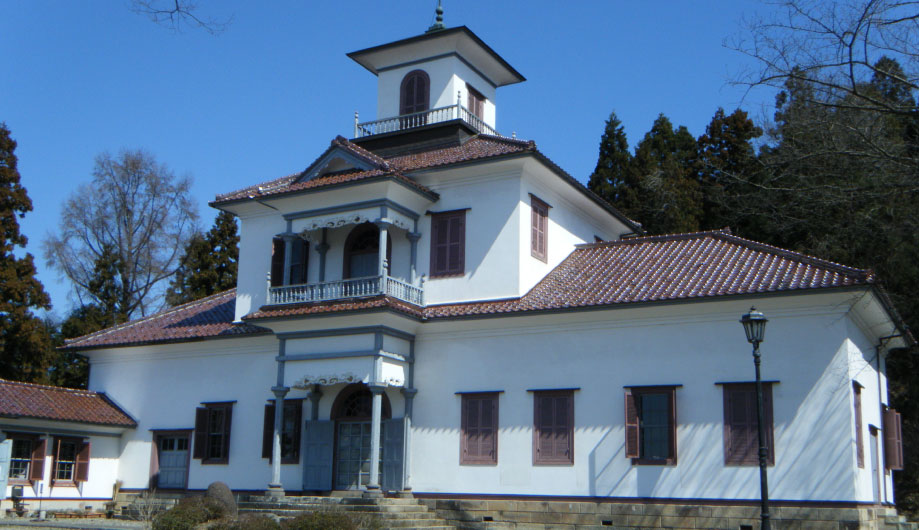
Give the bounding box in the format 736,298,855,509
2,15,911,529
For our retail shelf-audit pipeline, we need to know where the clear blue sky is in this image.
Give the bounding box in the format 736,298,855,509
1,1,775,319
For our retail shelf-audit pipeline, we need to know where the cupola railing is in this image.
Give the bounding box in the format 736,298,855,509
268,274,424,307
354,102,498,138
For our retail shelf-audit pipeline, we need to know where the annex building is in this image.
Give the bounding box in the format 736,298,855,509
1,13,912,530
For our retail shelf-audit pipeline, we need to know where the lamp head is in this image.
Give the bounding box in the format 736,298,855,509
740,306,768,344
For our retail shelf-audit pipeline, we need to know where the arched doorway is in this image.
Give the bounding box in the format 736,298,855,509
330,383,391,490
342,223,392,279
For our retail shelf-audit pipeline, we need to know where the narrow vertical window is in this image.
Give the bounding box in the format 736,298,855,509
461,393,498,465
466,84,485,119
533,390,574,465
530,195,549,262
430,210,466,277
625,386,678,465
289,238,309,285
854,382,864,468
722,383,773,466
270,238,285,287
400,70,430,128
193,402,234,464
262,399,304,464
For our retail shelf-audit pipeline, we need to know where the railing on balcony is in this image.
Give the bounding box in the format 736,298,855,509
268,275,424,307
354,103,499,138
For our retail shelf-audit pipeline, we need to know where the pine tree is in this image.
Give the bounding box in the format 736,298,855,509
0,123,54,382
625,114,703,234
587,112,633,206
166,211,239,306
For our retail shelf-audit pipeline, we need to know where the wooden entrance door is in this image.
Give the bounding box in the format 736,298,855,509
156,434,189,489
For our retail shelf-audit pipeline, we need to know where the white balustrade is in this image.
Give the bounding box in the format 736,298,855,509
355,104,499,138
268,275,423,307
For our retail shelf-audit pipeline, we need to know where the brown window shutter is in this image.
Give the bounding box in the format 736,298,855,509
431,211,466,276
75,441,91,482
262,403,275,460
193,407,208,459
854,383,864,468
884,408,904,470
270,238,285,287
625,391,639,458
29,438,46,481
290,400,303,462
222,405,233,460
533,390,573,465
667,387,678,465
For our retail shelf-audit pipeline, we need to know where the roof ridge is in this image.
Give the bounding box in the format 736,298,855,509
472,133,537,150
713,232,873,279
0,377,101,396
213,173,300,203
576,229,733,249
65,289,238,347
331,135,390,170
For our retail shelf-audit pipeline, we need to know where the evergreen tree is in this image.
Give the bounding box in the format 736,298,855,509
166,211,239,306
696,108,763,231
587,112,633,206
0,123,53,382
625,114,703,234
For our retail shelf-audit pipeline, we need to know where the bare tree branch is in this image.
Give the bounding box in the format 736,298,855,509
130,0,232,35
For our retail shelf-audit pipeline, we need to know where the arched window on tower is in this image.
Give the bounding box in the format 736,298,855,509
400,70,430,128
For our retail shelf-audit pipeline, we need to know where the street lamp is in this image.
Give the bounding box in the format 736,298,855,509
740,307,770,530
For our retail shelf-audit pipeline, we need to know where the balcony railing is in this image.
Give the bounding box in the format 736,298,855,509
354,103,499,138
268,275,424,307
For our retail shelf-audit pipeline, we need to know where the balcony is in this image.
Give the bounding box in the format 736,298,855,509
354,103,498,138
268,275,424,307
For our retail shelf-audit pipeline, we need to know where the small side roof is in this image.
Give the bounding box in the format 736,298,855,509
347,26,525,87
0,379,136,427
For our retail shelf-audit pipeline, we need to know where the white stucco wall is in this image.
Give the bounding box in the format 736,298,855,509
409,295,886,502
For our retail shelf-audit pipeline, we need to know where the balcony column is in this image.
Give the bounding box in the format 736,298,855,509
406,231,420,284
307,384,322,420
375,221,390,278
267,339,288,497
316,228,329,282
364,384,386,498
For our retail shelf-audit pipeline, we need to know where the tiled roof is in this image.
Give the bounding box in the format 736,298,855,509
212,135,533,205
424,230,874,317
0,379,136,427
62,231,876,343
64,289,269,350
245,296,424,321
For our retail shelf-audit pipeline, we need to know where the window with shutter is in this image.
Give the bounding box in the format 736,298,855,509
530,195,549,262
29,438,45,482
430,210,466,277
7,434,40,485
52,437,86,484
884,407,904,470
533,390,574,465
289,239,309,285
467,84,486,119
625,386,678,465
854,382,864,468
193,402,234,464
461,393,498,465
722,383,774,466
262,400,303,464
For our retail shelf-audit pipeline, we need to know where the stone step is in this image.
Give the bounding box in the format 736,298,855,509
240,502,429,513
241,507,435,518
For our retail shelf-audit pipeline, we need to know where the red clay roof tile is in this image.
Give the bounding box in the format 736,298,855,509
64,289,269,350
0,379,136,427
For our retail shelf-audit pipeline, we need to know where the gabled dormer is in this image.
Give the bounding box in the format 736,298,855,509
299,136,390,181
348,14,524,139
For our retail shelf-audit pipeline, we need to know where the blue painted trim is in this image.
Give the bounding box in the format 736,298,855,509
284,198,420,222
276,325,415,341
0,424,123,438
278,350,409,362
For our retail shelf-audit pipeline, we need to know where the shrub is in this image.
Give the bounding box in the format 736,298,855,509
152,496,227,530
281,511,360,530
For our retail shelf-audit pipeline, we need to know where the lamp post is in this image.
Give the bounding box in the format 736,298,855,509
740,307,770,530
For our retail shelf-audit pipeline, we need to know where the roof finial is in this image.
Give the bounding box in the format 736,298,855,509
426,0,445,33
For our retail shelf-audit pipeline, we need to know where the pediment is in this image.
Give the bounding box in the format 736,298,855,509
299,136,390,182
